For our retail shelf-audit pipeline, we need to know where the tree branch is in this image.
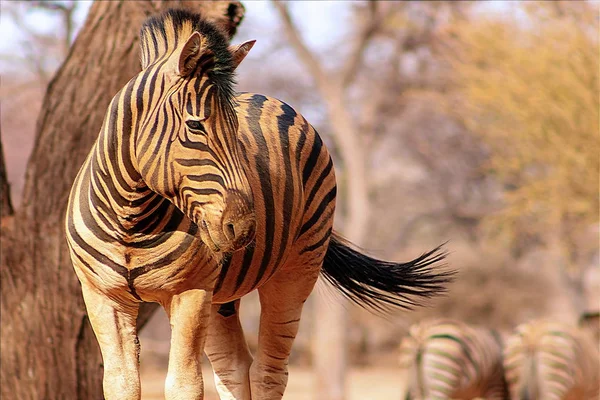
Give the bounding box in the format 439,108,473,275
28,1,77,55
340,1,382,87
271,0,328,88
29,1,70,12
360,40,405,149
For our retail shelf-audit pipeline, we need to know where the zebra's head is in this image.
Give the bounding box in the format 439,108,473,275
136,10,256,253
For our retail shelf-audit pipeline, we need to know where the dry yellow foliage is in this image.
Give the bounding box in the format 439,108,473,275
440,3,599,254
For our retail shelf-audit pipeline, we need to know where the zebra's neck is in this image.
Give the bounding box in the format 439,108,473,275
88,82,177,241
89,140,170,241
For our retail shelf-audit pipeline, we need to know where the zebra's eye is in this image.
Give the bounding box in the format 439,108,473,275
186,120,206,133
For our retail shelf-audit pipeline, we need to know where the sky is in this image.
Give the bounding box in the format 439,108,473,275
0,1,520,77
0,1,350,73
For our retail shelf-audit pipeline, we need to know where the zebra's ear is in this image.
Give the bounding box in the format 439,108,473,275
229,40,255,70
177,32,206,77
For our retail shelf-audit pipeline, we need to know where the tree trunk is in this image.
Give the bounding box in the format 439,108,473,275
0,136,14,218
0,1,244,398
312,86,370,400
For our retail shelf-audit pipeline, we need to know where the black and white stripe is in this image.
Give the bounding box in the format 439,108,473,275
503,320,599,400
399,319,508,400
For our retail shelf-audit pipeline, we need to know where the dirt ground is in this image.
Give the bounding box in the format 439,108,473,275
140,364,403,400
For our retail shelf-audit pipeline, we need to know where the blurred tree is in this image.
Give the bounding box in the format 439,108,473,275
30,1,78,55
0,1,79,84
361,1,497,250
0,1,82,205
439,2,599,269
271,1,476,397
0,1,245,398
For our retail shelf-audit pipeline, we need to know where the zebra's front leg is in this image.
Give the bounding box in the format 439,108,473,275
164,288,212,400
250,266,320,399
80,283,141,400
205,300,253,400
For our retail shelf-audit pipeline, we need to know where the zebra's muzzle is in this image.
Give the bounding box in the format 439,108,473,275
198,213,255,253
223,213,256,251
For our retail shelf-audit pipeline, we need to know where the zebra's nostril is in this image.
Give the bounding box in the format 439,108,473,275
225,222,235,240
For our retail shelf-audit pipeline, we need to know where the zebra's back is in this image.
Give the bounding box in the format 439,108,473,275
503,320,599,400
398,319,507,400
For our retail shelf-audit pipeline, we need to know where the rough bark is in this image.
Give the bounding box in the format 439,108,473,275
0,1,244,399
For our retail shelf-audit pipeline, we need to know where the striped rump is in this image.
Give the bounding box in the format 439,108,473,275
398,319,508,400
503,320,599,400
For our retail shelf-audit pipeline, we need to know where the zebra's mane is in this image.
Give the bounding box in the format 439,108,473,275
139,8,235,99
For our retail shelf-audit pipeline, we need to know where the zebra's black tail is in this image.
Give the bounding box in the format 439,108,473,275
320,232,453,312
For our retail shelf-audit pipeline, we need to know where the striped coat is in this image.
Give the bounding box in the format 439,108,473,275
398,319,508,399
503,320,599,400
65,9,451,400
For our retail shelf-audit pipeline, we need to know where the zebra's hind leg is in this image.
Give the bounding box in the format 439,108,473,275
482,377,509,400
80,283,141,400
205,300,253,400
250,261,321,399
163,288,212,400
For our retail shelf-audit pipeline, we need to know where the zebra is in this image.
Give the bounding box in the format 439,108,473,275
503,319,600,400
398,319,508,399
65,9,452,400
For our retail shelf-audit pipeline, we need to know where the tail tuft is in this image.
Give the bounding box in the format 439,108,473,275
320,232,454,312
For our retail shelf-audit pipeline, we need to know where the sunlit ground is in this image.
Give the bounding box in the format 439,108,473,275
140,363,403,400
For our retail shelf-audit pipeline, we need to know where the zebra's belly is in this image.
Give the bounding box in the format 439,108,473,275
74,214,303,304
73,227,219,303
128,237,220,303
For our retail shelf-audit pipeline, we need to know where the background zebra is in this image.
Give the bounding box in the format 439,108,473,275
398,318,508,400
503,319,599,400
65,9,451,400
